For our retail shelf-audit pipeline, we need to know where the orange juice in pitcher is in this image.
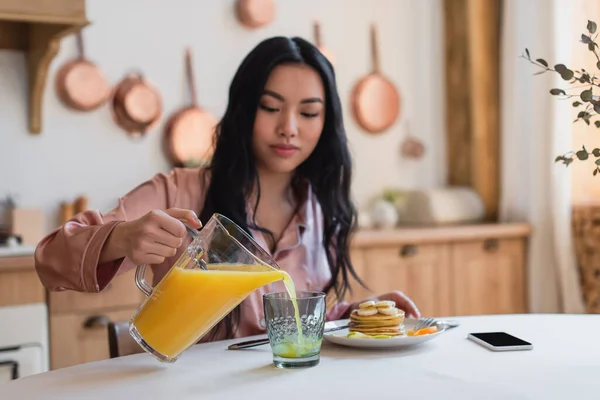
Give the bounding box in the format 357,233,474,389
129,213,301,363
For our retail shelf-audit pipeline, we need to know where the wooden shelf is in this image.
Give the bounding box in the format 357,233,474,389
0,0,89,134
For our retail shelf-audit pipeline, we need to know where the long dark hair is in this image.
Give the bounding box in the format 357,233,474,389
199,36,364,339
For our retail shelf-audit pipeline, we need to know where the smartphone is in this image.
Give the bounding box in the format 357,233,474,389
467,332,533,352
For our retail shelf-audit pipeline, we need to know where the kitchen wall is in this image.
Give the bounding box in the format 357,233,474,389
0,0,445,233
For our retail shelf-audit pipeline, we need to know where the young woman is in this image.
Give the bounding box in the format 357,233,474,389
34,36,420,341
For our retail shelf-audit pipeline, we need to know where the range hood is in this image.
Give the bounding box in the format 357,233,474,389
0,0,89,134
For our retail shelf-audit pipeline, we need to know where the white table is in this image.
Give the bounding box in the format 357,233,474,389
2,314,599,399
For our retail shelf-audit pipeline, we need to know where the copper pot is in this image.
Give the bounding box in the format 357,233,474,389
55,32,110,111
110,72,162,137
351,24,401,134
236,0,275,29
163,48,218,167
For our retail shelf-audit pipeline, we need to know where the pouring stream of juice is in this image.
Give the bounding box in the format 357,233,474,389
280,273,306,351
132,256,305,360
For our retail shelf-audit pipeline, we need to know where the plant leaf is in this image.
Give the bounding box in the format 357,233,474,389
588,20,597,34
582,113,592,125
581,89,594,101
573,101,582,107
593,148,600,156
577,150,589,160
595,159,600,165
594,169,598,176
555,64,568,73
550,88,566,95
580,73,591,83
561,69,575,80
582,34,592,44
536,58,548,67
525,48,530,59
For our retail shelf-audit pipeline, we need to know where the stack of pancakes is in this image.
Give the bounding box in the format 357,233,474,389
349,300,405,337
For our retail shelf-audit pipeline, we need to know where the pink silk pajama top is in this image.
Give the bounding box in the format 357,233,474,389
34,167,354,342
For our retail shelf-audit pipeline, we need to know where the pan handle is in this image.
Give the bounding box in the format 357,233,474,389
370,23,380,73
185,48,198,107
75,31,85,60
313,20,322,47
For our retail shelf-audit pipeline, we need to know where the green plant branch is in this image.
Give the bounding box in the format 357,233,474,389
525,20,600,176
555,145,600,176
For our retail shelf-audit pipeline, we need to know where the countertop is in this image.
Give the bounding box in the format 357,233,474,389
0,250,35,272
351,222,532,247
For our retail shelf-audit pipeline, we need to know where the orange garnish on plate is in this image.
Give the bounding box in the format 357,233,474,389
407,326,438,336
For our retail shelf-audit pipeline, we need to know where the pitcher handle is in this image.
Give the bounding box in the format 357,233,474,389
134,221,202,298
135,264,153,297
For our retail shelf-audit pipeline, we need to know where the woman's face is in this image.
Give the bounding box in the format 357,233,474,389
252,63,326,174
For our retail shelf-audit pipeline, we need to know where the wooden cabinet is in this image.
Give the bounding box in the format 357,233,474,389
49,308,137,370
353,244,453,318
0,256,45,306
48,268,147,370
348,223,531,317
451,238,526,315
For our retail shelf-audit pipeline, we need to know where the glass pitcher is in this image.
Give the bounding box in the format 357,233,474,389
129,213,283,363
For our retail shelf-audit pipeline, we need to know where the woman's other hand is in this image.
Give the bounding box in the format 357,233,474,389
100,208,202,265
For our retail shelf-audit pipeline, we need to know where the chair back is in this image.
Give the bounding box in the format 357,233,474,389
107,321,143,358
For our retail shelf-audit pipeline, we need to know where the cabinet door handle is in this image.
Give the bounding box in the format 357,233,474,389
0,360,18,380
83,315,111,329
483,238,499,252
400,244,418,257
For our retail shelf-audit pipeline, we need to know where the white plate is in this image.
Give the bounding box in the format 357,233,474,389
323,318,445,349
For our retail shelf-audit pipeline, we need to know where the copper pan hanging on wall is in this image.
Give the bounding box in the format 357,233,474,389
163,48,218,167
236,0,275,29
351,24,401,134
55,31,111,111
110,72,162,138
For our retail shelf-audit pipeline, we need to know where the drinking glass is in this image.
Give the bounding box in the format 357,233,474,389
263,291,326,368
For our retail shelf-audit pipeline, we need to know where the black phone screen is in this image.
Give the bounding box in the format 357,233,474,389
470,332,532,347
